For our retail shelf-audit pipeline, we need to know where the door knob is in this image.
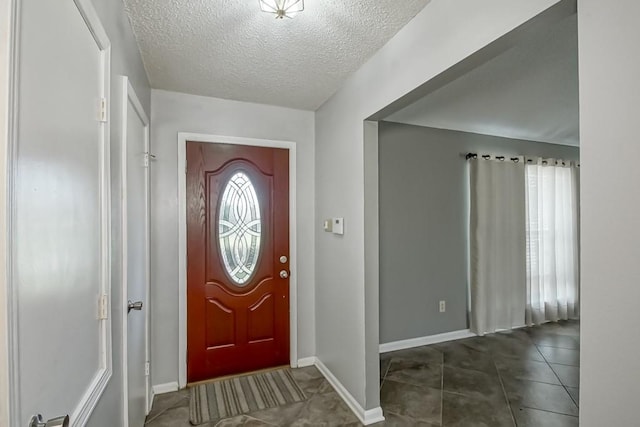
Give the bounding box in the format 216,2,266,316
279,270,289,279
279,255,288,263
127,300,143,313
29,414,69,427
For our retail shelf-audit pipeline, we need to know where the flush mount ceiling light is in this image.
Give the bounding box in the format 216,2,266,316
259,0,304,19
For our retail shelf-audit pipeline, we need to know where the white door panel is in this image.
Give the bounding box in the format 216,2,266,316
123,78,150,427
12,0,111,425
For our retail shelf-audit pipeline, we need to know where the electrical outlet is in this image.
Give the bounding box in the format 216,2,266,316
439,300,446,313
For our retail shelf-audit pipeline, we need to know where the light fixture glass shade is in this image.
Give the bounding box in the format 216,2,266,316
259,0,304,19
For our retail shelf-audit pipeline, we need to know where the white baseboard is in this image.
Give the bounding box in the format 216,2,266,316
362,407,385,425
314,358,385,425
152,382,180,395
296,357,317,368
380,329,476,353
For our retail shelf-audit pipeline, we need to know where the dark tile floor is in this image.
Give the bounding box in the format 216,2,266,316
379,320,580,426
146,320,579,426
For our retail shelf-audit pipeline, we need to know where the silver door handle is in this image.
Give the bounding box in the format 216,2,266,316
128,300,143,313
280,270,289,279
29,414,69,427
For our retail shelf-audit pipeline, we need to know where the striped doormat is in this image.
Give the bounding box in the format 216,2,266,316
189,368,307,425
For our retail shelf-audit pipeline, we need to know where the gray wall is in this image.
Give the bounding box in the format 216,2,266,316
578,0,640,424
378,122,579,344
150,89,316,388
314,0,562,411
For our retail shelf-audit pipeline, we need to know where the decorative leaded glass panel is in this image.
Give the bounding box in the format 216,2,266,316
218,172,262,285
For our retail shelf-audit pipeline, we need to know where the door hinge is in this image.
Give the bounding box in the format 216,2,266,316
98,98,107,122
98,294,109,320
145,362,150,376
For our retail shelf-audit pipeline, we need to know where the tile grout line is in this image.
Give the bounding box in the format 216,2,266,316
564,385,579,408
504,377,563,387
496,349,570,386
536,341,581,369
492,355,517,427
440,351,444,426
380,359,392,390
535,343,580,409
544,361,580,367
536,343,569,383
529,331,580,351
518,405,579,418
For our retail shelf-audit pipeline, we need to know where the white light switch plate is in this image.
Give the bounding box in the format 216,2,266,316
332,218,344,235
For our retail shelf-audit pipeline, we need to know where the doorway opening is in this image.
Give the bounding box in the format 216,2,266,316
363,1,580,424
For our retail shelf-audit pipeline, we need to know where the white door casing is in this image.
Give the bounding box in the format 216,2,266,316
0,0,15,425
7,0,112,426
176,133,298,388
121,76,151,426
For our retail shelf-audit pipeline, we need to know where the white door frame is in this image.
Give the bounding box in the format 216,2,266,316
5,0,113,425
177,132,298,388
0,0,16,425
120,76,152,425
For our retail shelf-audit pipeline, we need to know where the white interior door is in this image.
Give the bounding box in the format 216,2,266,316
122,77,151,427
10,0,112,425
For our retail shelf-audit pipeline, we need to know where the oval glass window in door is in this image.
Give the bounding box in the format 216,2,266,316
218,171,262,285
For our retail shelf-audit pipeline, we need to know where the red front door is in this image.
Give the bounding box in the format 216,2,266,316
186,141,290,383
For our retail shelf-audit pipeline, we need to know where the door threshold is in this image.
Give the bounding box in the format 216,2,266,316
187,364,291,388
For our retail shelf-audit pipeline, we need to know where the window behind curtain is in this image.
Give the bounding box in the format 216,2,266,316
525,160,580,324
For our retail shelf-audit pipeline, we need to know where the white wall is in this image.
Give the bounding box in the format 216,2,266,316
315,0,561,412
91,0,150,114
578,0,640,425
150,89,316,387
0,0,12,425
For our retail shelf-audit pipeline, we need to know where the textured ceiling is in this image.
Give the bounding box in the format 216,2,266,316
387,15,579,146
123,0,431,110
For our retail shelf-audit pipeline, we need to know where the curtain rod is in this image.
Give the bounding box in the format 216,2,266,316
465,153,521,163
464,153,578,167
